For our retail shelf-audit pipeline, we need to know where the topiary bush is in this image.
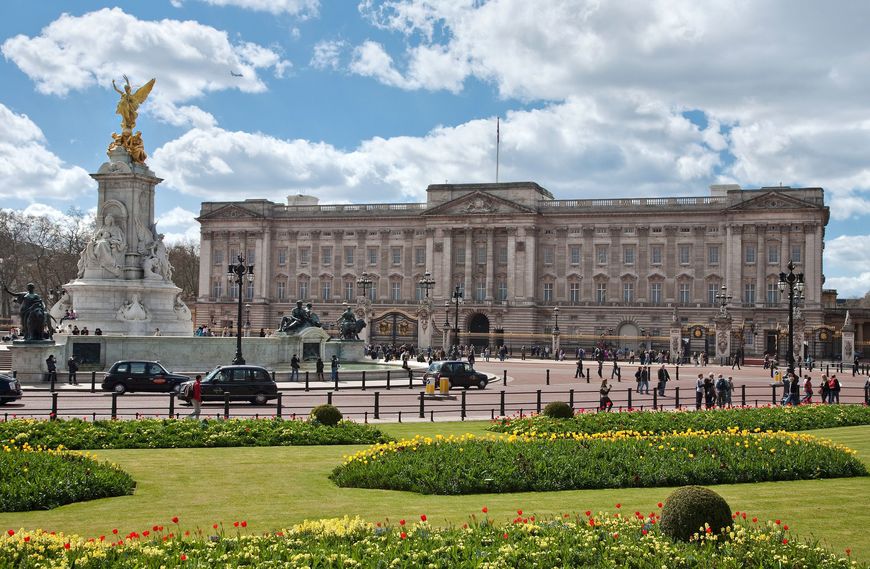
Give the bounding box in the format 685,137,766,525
659,486,732,542
310,404,343,426
542,401,573,419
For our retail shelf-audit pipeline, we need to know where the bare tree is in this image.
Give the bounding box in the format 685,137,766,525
168,240,200,300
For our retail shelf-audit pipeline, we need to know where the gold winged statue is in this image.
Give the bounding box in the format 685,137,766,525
112,75,155,133
108,75,155,164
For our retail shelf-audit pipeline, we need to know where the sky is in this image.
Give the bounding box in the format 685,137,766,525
1,0,870,297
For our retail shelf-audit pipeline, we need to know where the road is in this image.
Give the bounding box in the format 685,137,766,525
2,359,866,422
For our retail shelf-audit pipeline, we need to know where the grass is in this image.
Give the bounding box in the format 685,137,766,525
0,421,867,562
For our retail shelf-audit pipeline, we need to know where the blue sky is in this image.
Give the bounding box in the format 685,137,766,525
2,1,870,297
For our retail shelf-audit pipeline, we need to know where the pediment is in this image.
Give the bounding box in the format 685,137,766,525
422,191,536,216
727,191,820,212
198,204,264,221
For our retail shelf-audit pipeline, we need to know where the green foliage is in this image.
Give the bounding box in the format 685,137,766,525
331,430,867,495
542,401,574,419
489,404,870,437
309,404,343,427
0,511,863,568
0,447,134,512
0,417,390,450
659,486,733,542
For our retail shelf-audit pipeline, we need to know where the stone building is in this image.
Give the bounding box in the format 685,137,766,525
196,182,829,358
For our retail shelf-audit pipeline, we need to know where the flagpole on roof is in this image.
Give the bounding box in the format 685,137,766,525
496,116,500,183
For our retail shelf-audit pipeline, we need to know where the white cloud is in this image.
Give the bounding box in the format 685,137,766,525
157,206,198,229
0,103,94,201
824,274,870,299
1,7,290,128
348,0,870,221
150,95,724,203
176,0,319,17
310,40,346,70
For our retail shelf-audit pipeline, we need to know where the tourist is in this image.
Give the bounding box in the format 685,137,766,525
787,373,801,406
259,327,266,337
72,325,80,335
153,328,161,336
657,364,670,396
81,326,89,336
864,375,870,405
732,348,742,370
704,373,716,408
331,355,339,382
828,374,841,404
695,373,704,410
187,375,202,419
575,357,584,378
599,379,613,412
315,357,324,381
820,373,830,403
45,355,57,384
67,356,79,386
802,375,814,404
290,354,300,381
94,327,103,336
715,374,729,407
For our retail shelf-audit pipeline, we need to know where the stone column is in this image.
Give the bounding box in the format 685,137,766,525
198,231,213,303
485,229,494,300
441,228,453,296
464,229,473,293
506,228,517,300
552,329,561,356
669,308,683,363
524,226,537,301
756,229,765,308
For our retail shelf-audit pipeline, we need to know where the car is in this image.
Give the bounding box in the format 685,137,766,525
423,360,489,389
178,365,278,405
101,361,190,394
0,373,22,405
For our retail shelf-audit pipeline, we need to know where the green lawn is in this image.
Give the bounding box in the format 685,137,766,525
1,421,867,562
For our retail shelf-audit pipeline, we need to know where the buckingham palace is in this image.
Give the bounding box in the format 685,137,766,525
195,181,834,359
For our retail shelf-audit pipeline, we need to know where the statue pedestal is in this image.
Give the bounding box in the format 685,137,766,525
8,342,63,384
61,278,190,336
324,339,365,363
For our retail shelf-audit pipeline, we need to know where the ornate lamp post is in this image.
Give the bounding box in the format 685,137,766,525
356,272,373,300
778,261,805,375
418,271,435,298
451,285,463,348
715,284,732,315
552,306,560,360
227,255,254,365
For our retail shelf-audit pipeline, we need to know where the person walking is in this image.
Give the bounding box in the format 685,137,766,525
695,373,704,410
187,375,202,419
599,379,613,412
575,357,584,378
45,355,57,384
801,375,814,404
641,366,650,394
67,356,79,385
657,364,670,397
732,348,742,370
820,373,830,403
788,372,801,406
315,357,324,381
330,355,339,382
290,354,300,381
726,376,734,406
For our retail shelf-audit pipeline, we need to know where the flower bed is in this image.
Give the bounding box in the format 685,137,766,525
330,430,867,494
0,417,391,450
0,443,135,512
489,404,870,437
1,510,863,568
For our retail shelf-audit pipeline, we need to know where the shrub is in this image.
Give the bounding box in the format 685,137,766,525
331,430,867,495
0,417,389,450
0,445,135,512
542,401,573,419
660,486,733,542
310,404,343,426
489,404,870,436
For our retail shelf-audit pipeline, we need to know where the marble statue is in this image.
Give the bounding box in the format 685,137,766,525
151,233,172,281
117,293,148,321
81,214,126,277
112,76,155,133
142,255,162,280
174,293,191,320
3,283,48,341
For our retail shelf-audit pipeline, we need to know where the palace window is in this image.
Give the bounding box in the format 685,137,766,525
321,246,332,266
391,247,402,265
623,281,634,303
212,279,223,298
344,246,355,266
542,282,553,302
745,244,756,264
455,246,465,264
543,246,554,265
595,282,607,304
650,282,662,305
596,245,608,264
708,245,719,265
213,250,224,265
344,281,354,301
678,244,690,265
678,282,690,304
477,244,487,264
569,281,580,303
476,281,486,301
744,282,756,304
650,246,662,265
767,282,779,305
497,280,508,300
623,246,635,265
276,280,286,300
708,282,719,305
391,280,401,301
498,246,508,264
791,244,802,263
767,243,780,264
367,247,378,266
570,245,581,265
321,280,331,301
277,248,287,266
415,246,425,266
299,247,310,265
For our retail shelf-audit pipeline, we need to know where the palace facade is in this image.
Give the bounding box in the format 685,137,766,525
196,182,836,358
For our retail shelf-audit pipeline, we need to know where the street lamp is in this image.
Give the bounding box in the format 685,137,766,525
418,271,435,298
244,303,251,337
356,272,373,299
553,306,560,333
778,261,805,375
715,284,732,315
227,255,254,365
451,285,463,347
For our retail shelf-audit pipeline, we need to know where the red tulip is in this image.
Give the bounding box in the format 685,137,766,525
482,506,488,513
615,503,621,509
172,517,179,524
657,502,663,508
400,532,407,539
420,515,426,522
399,519,406,526
181,553,188,561
6,530,13,536
241,521,247,528
64,543,70,550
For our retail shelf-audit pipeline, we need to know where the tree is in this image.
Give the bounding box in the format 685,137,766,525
167,240,200,300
